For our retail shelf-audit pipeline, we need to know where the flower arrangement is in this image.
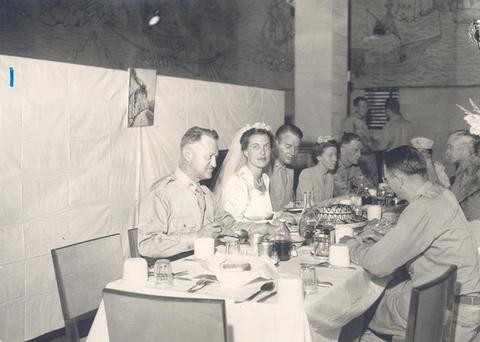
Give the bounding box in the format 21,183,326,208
456,98,480,136
316,135,334,144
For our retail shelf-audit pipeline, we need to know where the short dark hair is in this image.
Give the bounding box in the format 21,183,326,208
240,128,274,151
353,96,368,107
384,145,426,177
180,126,219,149
450,130,480,155
312,139,338,163
385,98,400,113
275,123,303,140
340,132,361,146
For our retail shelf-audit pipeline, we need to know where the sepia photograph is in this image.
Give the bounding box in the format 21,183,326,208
127,67,156,128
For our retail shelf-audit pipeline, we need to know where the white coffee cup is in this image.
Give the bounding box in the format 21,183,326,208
335,226,354,243
194,237,215,260
277,277,304,306
329,244,350,267
367,205,382,221
123,258,148,284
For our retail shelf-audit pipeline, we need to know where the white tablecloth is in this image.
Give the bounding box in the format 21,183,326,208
87,249,387,342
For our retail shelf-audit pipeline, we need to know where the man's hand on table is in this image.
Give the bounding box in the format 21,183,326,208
198,221,224,238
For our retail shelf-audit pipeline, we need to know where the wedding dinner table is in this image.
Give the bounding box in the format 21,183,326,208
86,244,387,342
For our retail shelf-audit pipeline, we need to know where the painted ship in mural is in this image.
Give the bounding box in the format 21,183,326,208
351,0,442,76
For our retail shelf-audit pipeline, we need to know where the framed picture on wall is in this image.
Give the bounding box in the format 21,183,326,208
128,68,157,127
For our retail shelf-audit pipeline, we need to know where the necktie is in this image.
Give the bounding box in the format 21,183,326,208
194,184,206,227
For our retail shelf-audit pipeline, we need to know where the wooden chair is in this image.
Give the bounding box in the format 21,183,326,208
393,265,457,342
51,234,124,342
103,288,227,342
127,228,140,258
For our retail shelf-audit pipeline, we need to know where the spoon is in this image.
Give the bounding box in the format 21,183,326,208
242,282,275,302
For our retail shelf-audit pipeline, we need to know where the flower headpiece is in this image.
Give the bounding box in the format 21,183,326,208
456,98,480,136
316,135,334,144
245,122,271,131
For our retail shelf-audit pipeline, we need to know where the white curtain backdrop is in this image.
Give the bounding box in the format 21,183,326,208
0,55,284,341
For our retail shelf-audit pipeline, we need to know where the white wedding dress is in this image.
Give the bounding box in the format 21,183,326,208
220,166,274,222
212,123,274,222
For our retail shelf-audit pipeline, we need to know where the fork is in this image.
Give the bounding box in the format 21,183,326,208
300,262,356,270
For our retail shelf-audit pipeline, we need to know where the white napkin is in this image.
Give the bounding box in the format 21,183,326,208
208,253,278,289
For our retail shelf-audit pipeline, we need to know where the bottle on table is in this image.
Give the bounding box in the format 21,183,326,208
359,186,372,206
298,192,318,245
273,219,292,261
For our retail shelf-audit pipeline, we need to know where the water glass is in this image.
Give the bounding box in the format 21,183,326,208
154,259,173,288
226,239,240,254
299,265,317,294
313,233,330,258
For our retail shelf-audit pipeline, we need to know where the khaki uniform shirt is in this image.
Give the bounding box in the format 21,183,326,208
269,160,295,211
376,116,415,152
138,167,238,258
333,159,371,196
346,182,480,294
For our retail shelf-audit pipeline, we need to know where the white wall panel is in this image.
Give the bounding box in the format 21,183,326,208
0,55,284,340
0,224,24,264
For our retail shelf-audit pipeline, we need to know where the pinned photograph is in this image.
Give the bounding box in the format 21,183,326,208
128,68,156,127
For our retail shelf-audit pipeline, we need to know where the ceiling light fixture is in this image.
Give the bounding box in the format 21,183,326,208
148,10,160,26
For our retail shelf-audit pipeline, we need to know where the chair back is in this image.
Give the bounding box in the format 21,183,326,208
51,234,124,340
405,265,457,342
127,228,140,258
103,288,227,342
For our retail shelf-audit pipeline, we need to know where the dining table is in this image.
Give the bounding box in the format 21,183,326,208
86,244,388,342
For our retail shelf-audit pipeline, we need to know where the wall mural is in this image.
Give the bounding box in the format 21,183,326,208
0,0,293,90
351,0,480,87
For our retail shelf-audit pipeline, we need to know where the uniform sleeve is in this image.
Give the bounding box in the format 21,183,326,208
346,202,434,277
137,187,192,258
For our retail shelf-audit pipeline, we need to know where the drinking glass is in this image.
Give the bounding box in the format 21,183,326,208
154,259,173,288
226,240,240,254
313,233,330,258
299,265,317,294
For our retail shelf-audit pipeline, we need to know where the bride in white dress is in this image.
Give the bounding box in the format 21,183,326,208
213,123,274,222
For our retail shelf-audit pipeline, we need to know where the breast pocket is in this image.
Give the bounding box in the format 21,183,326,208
168,215,198,239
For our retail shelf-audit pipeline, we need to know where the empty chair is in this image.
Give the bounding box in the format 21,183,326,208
127,228,140,258
51,234,124,342
393,265,457,342
103,288,227,342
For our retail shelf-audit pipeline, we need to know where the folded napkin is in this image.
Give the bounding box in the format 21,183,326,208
207,253,278,289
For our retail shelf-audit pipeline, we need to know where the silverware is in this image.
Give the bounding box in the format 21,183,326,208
257,291,277,302
236,282,275,303
300,262,356,270
187,279,215,293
